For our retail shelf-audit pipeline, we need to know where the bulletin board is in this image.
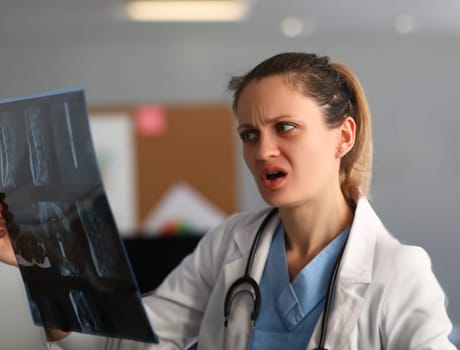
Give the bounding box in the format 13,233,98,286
90,104,237,231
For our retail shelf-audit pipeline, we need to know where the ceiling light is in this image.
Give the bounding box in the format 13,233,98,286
393,14,414,34
280,17,315,38
126,0,249,22
281,17,303,38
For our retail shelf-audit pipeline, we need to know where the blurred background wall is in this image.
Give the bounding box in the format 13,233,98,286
1,0,459,348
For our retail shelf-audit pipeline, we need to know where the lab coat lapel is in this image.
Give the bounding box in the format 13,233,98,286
222,208,279,350
307,199,381,350
223,208,280,288
309,285,369,350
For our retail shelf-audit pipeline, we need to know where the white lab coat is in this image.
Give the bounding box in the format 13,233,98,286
52,199,456,350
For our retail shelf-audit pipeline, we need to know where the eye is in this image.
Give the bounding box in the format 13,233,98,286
275,122,295,133
239,129,258,142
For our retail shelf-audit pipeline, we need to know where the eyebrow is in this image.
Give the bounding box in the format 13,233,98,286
237,115,294,130
237,123,254,131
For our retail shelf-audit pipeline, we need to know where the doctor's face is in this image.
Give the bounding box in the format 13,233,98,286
236,75,342,209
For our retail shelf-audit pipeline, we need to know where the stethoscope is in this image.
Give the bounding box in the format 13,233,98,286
224,207,349,350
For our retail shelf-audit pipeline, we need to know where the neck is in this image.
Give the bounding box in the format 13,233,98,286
279,190,354,268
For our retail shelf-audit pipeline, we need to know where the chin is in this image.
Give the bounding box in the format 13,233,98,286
260,192,295,208
260,191,315,210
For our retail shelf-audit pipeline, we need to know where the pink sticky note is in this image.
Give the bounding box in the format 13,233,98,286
135,105,167,136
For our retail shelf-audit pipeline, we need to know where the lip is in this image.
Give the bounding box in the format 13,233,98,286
259,166,287,190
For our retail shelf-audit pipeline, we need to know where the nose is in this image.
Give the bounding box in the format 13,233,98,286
254,134,280,160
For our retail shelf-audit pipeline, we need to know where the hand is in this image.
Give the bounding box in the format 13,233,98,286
0,192,18,267
45,328,70,341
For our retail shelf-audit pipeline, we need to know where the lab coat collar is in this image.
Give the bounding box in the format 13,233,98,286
336,198,381,284
226,198,383,283
223,199,384,350
308,198,385,350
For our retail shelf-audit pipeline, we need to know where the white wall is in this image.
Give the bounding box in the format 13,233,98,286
1,33,459,345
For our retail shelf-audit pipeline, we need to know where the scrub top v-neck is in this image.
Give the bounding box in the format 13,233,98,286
248,222,350,350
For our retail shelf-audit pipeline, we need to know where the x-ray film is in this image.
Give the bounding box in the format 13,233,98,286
0,112,17,187
0,89,158,343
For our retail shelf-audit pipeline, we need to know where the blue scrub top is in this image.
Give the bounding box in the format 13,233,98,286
248,222,350,350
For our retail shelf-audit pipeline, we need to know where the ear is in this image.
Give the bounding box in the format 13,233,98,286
336,116,356,158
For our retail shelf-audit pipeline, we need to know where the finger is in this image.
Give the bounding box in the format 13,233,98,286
0,192,5,201
0,223,7,237
0,214,6,237
0,219,7,238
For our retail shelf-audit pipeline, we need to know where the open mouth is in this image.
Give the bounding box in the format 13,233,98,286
265,171,286,180
261,168,287,190
260,168,287,189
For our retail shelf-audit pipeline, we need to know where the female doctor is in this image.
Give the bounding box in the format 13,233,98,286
0,52,456,349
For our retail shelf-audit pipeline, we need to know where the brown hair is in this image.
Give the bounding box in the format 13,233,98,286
228,52,373,201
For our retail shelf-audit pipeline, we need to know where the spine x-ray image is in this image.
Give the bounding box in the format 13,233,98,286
37,201,79,277
25,107,50,186
69,290,102,333
76,200,119,278
0,112,17,188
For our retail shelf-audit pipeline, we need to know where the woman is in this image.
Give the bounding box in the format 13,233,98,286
0,53,456,349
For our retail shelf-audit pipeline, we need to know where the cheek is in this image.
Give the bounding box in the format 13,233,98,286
311,130,338,158
298,137,337,174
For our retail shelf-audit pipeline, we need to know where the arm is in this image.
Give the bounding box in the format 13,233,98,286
1,190,195,349
141,220,228,348
54,215,236,350
381,246,456,349
2,190,236,349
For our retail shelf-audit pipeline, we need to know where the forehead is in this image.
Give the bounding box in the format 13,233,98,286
235,75,322,121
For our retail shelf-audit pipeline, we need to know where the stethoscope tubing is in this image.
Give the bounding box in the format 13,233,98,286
224,208,278,325
224,207,349,350
244,208,279,276
315,232,349,350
